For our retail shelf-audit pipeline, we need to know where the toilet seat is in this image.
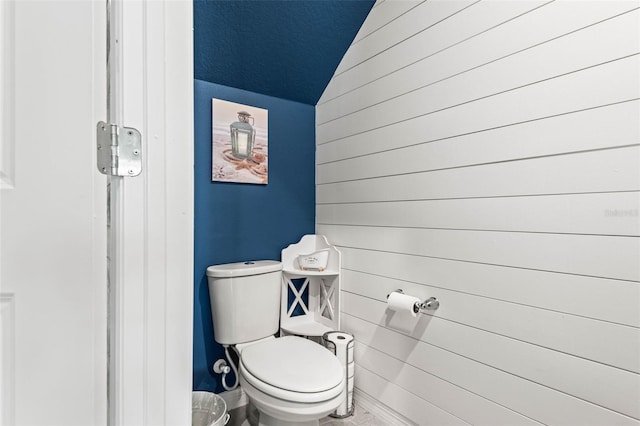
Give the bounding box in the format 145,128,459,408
239,336,344,403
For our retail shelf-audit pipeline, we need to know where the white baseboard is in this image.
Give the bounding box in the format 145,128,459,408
354,389,414,426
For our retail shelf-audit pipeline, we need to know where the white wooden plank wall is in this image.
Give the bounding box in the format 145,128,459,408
316,1,640,425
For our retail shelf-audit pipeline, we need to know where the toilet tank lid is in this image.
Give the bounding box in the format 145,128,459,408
206,260,282,278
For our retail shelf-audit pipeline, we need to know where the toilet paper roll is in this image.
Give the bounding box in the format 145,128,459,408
323,331,354,365
334,382,354,417
335,396,348,416
387,292,420,317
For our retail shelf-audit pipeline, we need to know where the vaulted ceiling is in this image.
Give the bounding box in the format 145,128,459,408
194,0,375,105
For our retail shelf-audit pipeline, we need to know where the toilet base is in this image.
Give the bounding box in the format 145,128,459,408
256,412,318,426
242,403,319,426
240,374,343,426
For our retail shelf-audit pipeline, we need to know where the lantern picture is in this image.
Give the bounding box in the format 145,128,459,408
211,99,268,184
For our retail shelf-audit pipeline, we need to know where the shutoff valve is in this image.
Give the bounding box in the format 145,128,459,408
213,359,231,375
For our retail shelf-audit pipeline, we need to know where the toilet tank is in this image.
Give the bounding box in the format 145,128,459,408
206,260,282,345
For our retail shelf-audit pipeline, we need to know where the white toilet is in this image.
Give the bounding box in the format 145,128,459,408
206,260,345,426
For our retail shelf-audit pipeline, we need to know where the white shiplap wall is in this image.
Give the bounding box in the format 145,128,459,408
316,1,640,425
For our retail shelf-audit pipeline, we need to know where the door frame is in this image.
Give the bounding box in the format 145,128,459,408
108,1,194,424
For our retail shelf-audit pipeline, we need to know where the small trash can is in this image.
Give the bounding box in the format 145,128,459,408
192,391,230,426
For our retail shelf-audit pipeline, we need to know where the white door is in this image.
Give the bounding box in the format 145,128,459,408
0,1,107,425
0,1,194,425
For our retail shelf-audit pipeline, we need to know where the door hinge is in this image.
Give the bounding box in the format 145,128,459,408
96,121,142,176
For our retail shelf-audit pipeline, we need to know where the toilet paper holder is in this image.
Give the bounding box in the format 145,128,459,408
386,289,440,313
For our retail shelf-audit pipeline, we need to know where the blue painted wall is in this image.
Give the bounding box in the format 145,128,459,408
193,79,316,392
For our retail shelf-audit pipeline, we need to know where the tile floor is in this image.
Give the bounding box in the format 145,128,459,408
226,403,386,426
319,404,388,426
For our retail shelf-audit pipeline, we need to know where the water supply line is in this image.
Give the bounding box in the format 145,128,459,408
213,345,239,391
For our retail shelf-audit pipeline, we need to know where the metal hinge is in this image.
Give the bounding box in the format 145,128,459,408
96,121,142,176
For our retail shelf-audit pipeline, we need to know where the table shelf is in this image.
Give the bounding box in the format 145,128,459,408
280,235,341,337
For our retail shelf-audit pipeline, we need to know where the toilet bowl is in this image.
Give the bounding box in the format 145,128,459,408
238,336,345,426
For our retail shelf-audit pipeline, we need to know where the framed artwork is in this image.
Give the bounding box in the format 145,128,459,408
211,98,268,184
